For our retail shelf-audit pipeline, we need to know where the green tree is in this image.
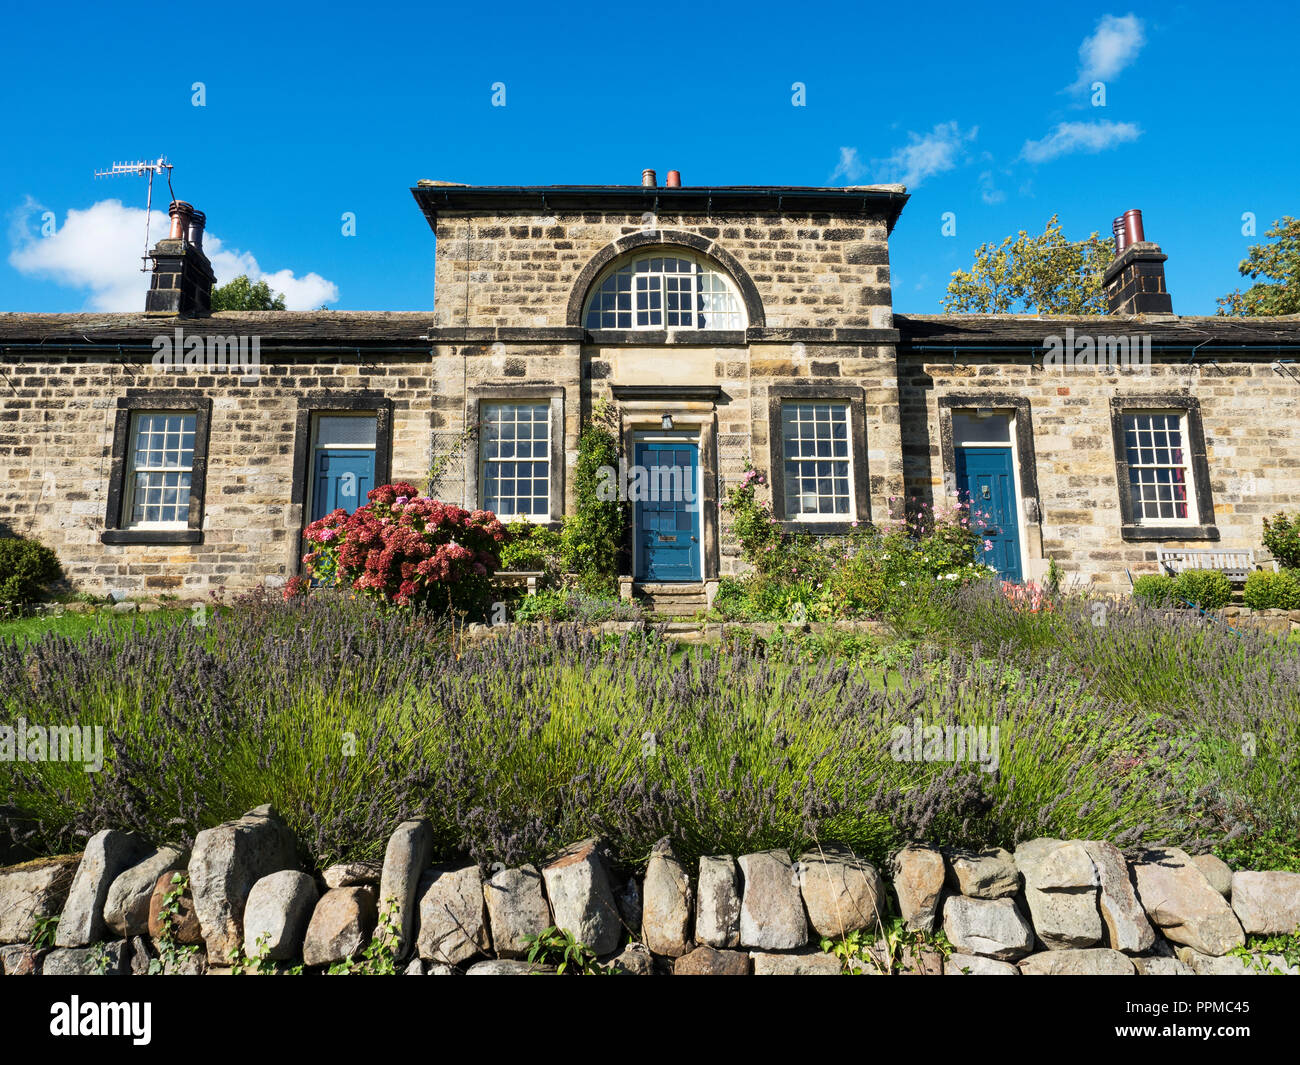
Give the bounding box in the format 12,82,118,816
1217,217,1300,316
942,214,1113,315
210,274,287,311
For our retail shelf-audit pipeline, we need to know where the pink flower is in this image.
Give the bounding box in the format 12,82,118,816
983,539,993,551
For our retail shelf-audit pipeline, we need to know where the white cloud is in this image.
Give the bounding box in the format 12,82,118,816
1069,14,1146,93
8,198,338,311
874,122,978,190
829,147,866,184
978,170,1006,205
1019,120,1141,163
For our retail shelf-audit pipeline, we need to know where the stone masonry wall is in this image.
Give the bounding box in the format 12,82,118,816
899,353,1300,594
432,210,895,330
0,353,435,597
3,809,1297,976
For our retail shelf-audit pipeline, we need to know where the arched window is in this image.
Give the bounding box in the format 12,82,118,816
583,251,746,330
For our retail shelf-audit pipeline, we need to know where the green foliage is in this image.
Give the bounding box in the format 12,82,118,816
1229,930,1300,974
1131,573,1176,606
510,588,640,625
523,926,615,975
210,274,287,311
560,403,625,596
1217,217,1300,316
31,913,59,950
1243,570,1300,611
942,214,1113,314
0,536,62,613
821,917,953,975
1262,511,1300,569
715,488,992,623
1172,569,1233,610
500,520,563,578
149,871,201,975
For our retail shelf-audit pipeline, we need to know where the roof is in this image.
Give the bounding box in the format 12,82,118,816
411,182,911,233
0,312,436,347
895,313,1300,349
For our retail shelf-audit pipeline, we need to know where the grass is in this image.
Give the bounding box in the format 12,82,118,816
0,608,195,646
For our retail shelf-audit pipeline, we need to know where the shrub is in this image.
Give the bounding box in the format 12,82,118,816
0,536,62,612
0,596,1222,867
302,482,506,617
512,588,641,625
1242,569,1300,611
560,407,625,596
1262,512,1300,570
500,521,562,578
1172,569,1233,610
1132,573,1176,606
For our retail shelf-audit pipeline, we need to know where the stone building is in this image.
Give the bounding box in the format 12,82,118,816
0,176,1297,601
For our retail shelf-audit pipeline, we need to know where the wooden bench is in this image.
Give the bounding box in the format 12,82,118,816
1155,548,1278,583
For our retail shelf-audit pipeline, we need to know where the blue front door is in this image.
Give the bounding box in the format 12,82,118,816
955,447,1022,581
311,450,375,521
634,441,700,581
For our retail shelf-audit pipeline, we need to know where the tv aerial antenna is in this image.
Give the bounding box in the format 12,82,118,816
93,157,176,272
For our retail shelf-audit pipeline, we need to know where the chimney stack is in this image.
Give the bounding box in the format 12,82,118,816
1102,208,1173,316
665,169,681,188
146,200,215,316
641,168,657,187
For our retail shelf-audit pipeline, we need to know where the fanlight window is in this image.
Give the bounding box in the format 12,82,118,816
584,252,745,330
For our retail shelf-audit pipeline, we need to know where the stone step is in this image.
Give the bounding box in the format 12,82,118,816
633,583,707,615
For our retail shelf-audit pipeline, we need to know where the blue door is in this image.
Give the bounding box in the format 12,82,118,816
955,447,1022,581
311,450,376,521
634,441,700,581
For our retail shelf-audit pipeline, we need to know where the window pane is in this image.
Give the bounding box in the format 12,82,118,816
1123,411,1192,521
316,415,377,448
126,411,196,526
481,402,551,518
782,402,852,518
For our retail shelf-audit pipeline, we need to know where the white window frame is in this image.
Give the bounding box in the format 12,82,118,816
1121,409,1200,526
479,401,552,521
123,409,197,529
583,251,746,331
781,401,855,522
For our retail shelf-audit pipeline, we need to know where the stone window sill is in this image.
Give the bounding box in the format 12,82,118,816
101,529,203,546
1120,524,1219,542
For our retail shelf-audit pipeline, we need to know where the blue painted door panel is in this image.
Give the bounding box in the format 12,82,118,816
955,447,1022,581
634,441,700,581
312,450,375,521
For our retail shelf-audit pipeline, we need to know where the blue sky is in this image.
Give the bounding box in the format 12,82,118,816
2,1,1296,316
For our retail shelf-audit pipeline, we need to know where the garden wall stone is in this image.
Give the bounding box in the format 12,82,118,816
541,838,621,956
483,865,552,959
6,817,1297,976
104,846,186,939
738,849,807,950
891,843,945,932
187,805,298,964
1229,871,1300,935
695,855,741,948
798,848,885,939
0,854,78,944
55,830,149,948
1131,848,1245,957
378,819,434,960
641,840,693,958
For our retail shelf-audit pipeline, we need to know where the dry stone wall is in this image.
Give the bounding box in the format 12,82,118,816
3,807,1298,976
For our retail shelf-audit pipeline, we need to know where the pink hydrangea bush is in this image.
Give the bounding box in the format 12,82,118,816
297,482,507,616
